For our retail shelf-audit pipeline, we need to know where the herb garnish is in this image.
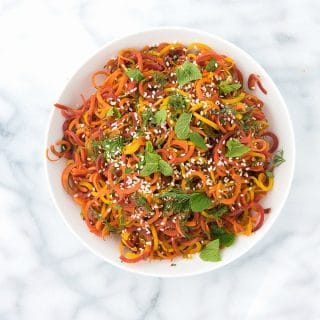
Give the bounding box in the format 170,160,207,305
176,61,202,87
153,109,167,125
206,204,229,217
210,224,236,247
92,135,123,160
175,112,192,139
189,132,208,150
200,239,221,262
141,108,154,127
106,107,121,119
159,189,212,213
272,150,285,167
152,71,167,87
125,167,134,174
134,193,151,211
168,94,187,111
225,138,250,158
219,80,242,95
206,58,218,72
140,141,173,176
125,68,144,82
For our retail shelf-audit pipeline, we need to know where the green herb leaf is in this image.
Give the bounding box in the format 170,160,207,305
152,71,167,87
200,239,221,262
125,167,134,174
158,189,191,213
175,112,192,139
225,138,250,158
153,109,167,125
125,68,144,82
145,141,154,153
206,204,229,217
102,221,118,233
119,214,126,226
92,135,123,160
106,107,121,119
176,61,202,87
190,193,212,212
266,170,274,178
140,163,159,176
219,233,235,247
242,120,263,132
159,189,212,213
134,193,151,211
210,224,226,237
159,159,173,176
106,108,114,117
140,141,172,177
168,94,187,111
142,145,161,176
272,150,285,167
219,80,242,95
141,108,153,127
202,124,220,139
145,150,161,164
206,58,218,72
113,108,121,119
211,224,236,247
189,132,208,150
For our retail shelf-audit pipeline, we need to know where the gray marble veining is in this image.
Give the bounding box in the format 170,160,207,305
0,0,319,319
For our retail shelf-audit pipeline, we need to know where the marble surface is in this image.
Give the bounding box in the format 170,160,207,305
0,0,319,319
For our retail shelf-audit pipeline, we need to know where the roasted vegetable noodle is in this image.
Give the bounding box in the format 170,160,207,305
48,42,284,263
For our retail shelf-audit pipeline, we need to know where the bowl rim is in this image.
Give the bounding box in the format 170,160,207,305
44,26,295,277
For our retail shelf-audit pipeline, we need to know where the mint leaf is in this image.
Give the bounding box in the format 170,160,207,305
219,81,241,95
176,61,202,87
211,225,235,247
141,141,172,176
106,108,114,117
272,150,285,167
145,151,161,164
153,109,167,125
158,189,191,213
106,107,121,119
168,94,187,111
125,68,144,82
200,239,221,262
125,167,134,174
92,135,123,160
189,132,208,150
119,214,126,226
141,108,153,127
225,138,250,158
206,204,229,217
210,224,226,237
206,59,218,72
219,233,235,247
112,108,121,119
140,163,158,176
159,159,173,176
175,112,192,139
152,71,167,87
145,141,154,153
134,193,151,211
266,170,274,178
190,193,212,212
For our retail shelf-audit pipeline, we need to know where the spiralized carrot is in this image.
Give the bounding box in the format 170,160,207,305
48,42,280,263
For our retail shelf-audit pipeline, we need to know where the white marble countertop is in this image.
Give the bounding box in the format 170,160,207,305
1,0,319,319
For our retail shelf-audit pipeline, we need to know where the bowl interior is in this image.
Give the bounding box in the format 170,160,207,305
45,28,295,277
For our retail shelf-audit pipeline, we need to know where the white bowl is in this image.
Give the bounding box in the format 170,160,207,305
45,27,295,277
